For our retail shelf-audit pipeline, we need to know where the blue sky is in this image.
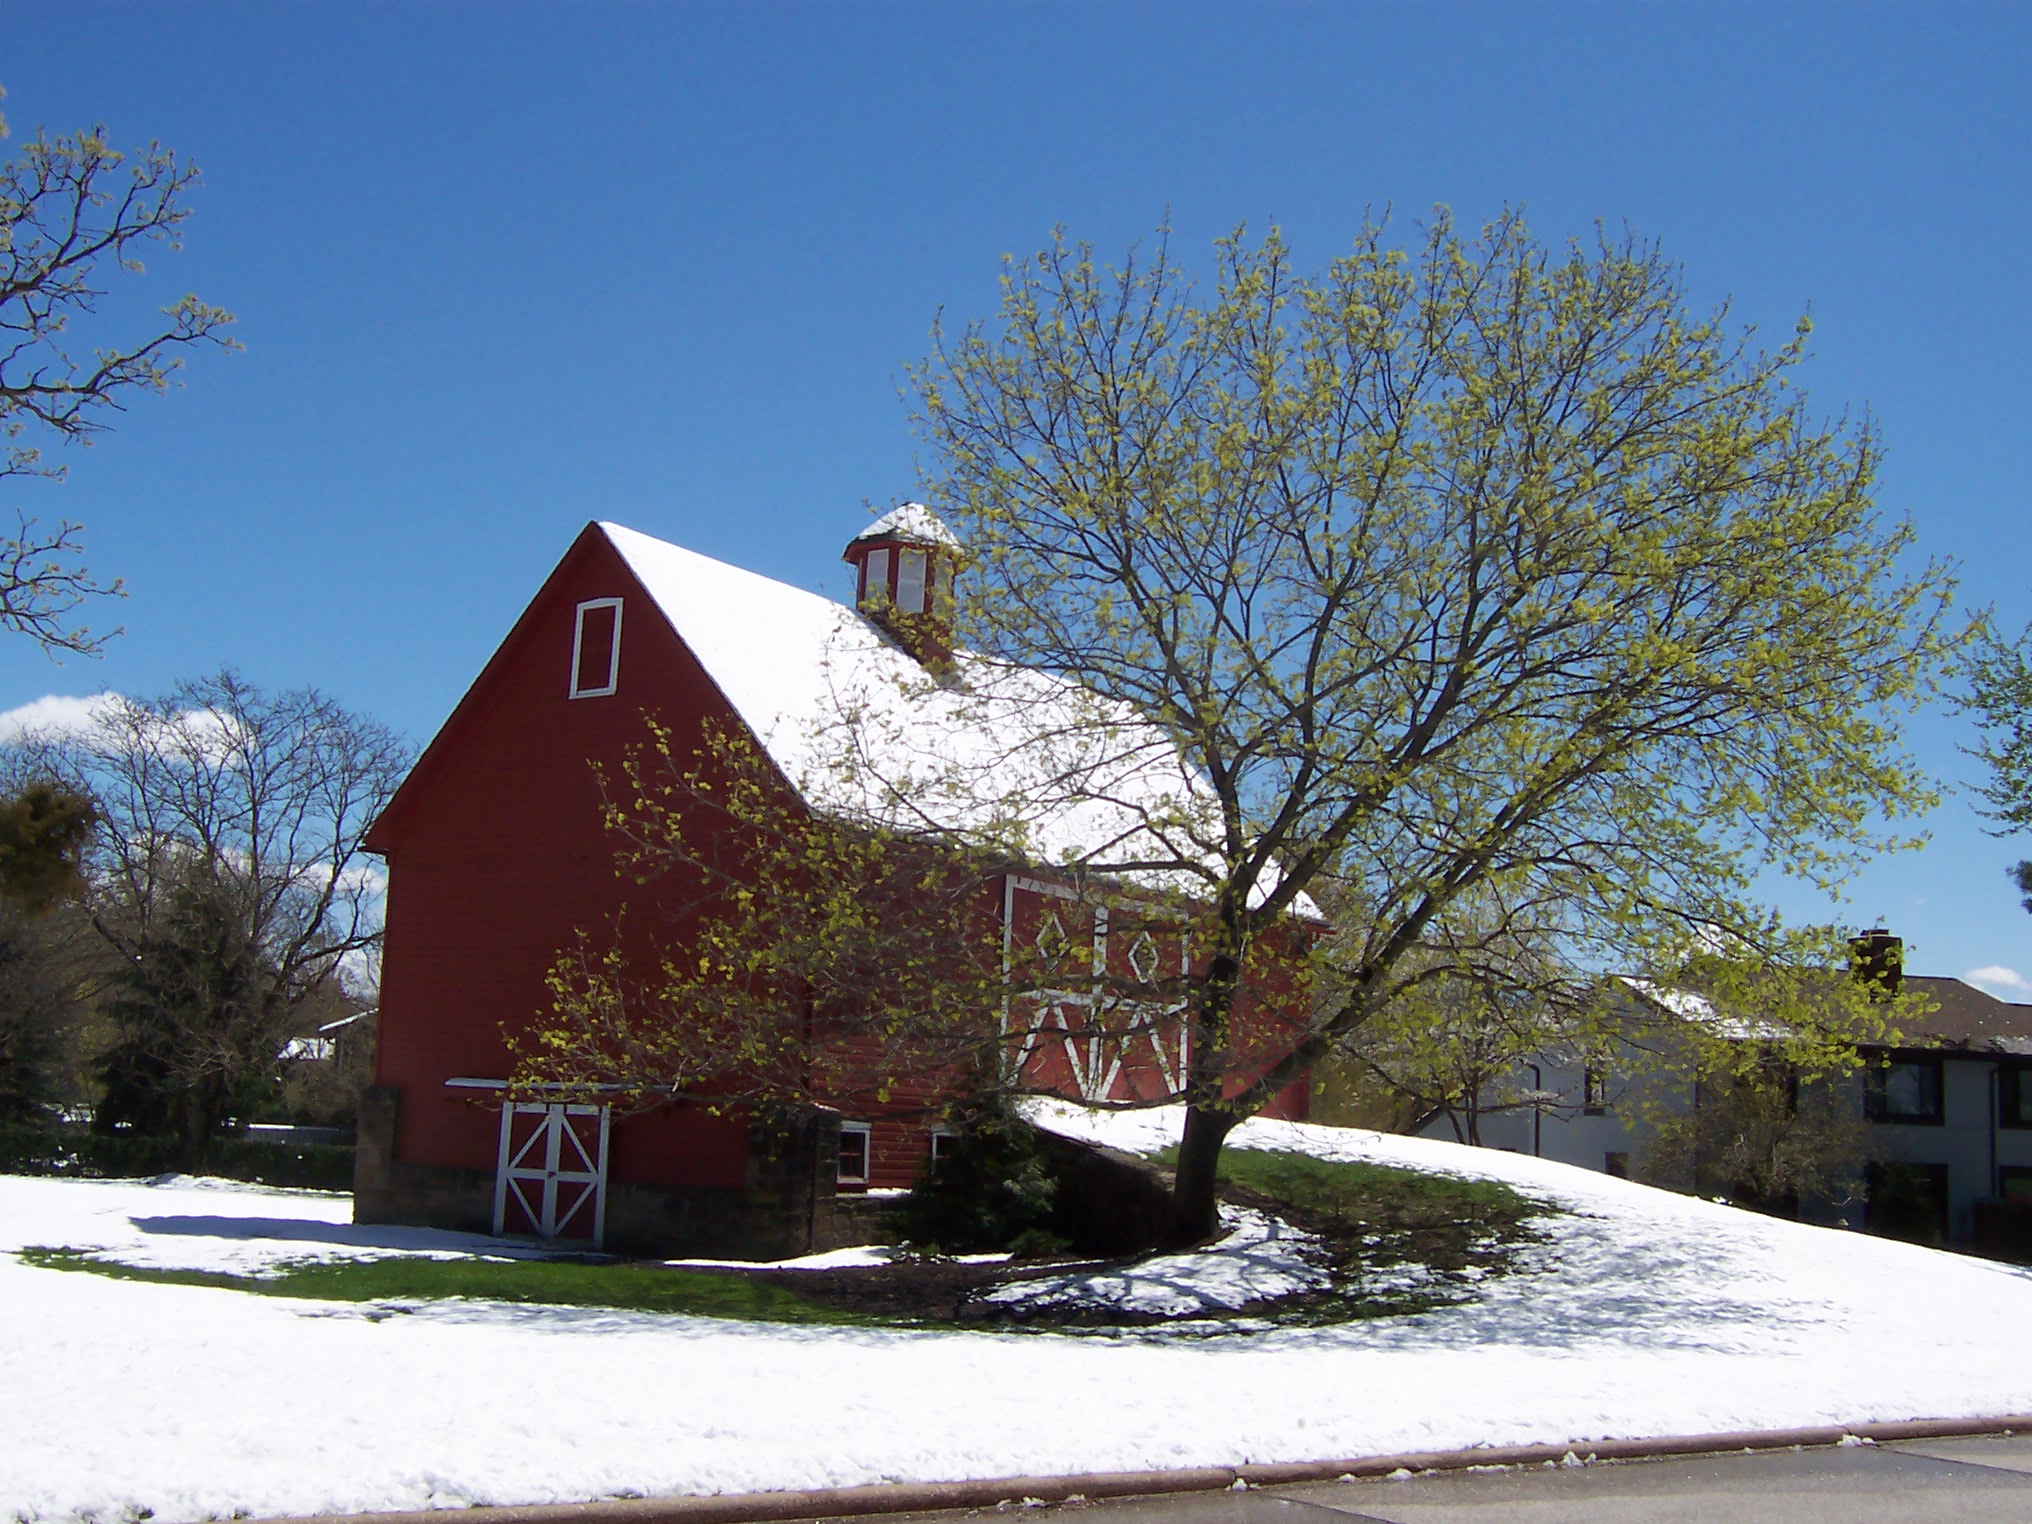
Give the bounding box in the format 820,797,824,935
4,2,2028,989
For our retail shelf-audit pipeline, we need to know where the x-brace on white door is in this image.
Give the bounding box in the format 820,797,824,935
493,1102,609,1249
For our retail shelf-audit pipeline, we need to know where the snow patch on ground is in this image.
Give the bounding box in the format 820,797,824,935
985,1206,1326,1317
4,1172,536,1276
668,1246,1012,1272
12,1119,2032,1522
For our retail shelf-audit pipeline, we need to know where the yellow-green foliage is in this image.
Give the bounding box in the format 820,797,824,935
509,717,1018,1112
1960,621,2032,912
912,209,1958,1141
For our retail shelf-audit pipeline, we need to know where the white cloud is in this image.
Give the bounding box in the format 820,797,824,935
1965,966,2032,1000
0,692,119,745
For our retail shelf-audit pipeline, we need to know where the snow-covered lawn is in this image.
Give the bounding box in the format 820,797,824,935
9,1109,2032,1522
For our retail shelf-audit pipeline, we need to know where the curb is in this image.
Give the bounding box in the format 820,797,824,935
264,1413,2032,1524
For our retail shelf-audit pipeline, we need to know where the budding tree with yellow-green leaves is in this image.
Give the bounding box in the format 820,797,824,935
1961,624,2032,913
909,208,1955,1245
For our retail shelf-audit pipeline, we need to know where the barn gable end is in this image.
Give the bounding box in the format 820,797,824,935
356,523,845,1259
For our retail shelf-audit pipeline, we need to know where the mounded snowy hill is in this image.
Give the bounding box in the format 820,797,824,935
7,1111,2032,1522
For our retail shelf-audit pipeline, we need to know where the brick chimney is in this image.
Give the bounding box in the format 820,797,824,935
842,503,963,666
1850,927,1903,996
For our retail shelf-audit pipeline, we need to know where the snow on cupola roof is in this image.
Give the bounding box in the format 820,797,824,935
847,502,964,551
598,521,1311,915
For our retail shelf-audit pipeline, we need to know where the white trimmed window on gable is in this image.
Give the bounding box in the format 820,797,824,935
570,597,624,698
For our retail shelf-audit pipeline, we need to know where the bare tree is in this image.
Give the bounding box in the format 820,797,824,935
9,671,410,1158
1,86,237,657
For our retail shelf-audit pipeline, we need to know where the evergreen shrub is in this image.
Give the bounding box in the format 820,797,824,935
891,1108,1057,1253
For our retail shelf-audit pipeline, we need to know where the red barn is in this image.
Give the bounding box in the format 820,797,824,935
355,508,1310,1257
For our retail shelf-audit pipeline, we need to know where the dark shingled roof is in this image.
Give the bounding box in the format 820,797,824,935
1893,975,2032,1055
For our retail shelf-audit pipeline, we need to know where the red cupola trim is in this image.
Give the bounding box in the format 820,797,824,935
842,503,963,666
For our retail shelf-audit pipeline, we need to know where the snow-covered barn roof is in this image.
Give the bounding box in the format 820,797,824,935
603,522,1308,914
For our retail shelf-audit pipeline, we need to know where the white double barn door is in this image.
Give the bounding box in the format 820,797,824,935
492,1102,610,1249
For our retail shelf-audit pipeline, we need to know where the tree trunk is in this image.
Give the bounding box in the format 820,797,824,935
181,1087,211,1172
1167,1102,1237,1247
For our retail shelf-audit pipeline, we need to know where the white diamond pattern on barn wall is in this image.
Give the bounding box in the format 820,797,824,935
1003,878,1191,1103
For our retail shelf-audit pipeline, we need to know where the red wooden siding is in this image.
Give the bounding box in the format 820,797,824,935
368,524,752,1190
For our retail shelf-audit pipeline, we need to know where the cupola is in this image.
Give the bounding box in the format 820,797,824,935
842,503,963,666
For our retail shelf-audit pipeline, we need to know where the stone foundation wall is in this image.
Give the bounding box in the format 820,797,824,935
351,1085,878,1261
823,1192,901,1251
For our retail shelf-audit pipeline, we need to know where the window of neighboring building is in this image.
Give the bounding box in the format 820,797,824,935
1864,1052,1945,1125
837,1121,872,1186
1999,1165,2032,1203
1865,1161,1950,1246
570,597,624,698
2001,1066,2032,1129
1583,1066,1607,1116
896,549,927,614
929,1128,958,1176
862,548,890,603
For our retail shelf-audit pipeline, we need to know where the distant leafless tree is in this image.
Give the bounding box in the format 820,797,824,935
9,671,410,1156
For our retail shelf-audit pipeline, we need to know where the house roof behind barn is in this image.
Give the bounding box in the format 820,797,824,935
601,523,1308,912
1621,972,2032,1056
1894,976,2032,1054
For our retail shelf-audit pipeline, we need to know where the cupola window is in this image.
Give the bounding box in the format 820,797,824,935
896,548,927,614
570,597,623,698
841,502,964,666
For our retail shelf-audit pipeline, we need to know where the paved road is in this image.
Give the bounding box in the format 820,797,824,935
822,1435,2032,1523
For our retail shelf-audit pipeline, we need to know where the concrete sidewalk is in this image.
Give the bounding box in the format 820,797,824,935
836,1434,2032,1523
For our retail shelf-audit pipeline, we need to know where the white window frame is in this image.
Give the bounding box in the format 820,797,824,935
896,548,927,613
569,597,624,699
838,1120,873,1185
929,1127,958,1174
863,547,890,604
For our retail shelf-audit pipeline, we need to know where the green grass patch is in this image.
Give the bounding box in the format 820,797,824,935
17,1247,874,1325
1207,1148,1546,1239
1149,1145,1556,1322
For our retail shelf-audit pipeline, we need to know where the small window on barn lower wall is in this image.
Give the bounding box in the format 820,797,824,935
570,598,624,698
838,1121,872,1186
